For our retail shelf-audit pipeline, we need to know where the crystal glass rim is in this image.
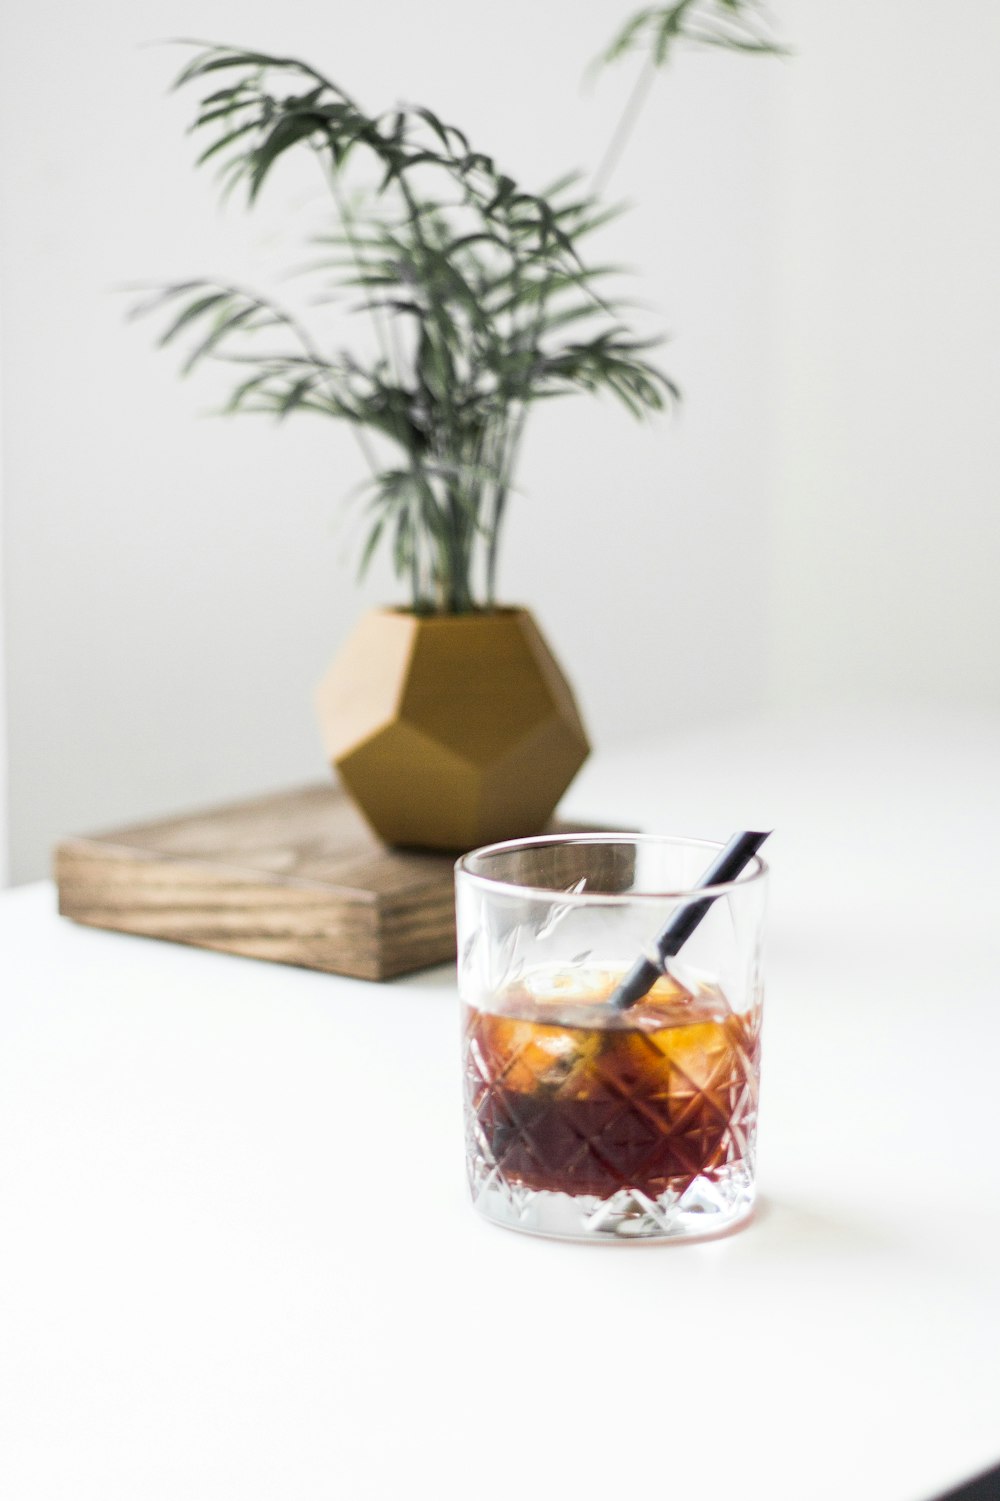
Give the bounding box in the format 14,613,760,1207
455,831,768,905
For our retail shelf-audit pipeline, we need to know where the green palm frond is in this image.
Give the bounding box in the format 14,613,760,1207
135,42,679,612
603,2,786,67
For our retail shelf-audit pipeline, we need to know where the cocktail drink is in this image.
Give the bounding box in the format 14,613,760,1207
466,970,758,1196
456,836,767,1241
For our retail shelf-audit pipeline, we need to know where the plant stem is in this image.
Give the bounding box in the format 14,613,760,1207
326,170,397,384
591,51,658,198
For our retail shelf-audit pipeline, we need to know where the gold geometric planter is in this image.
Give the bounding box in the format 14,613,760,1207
315,607,590,851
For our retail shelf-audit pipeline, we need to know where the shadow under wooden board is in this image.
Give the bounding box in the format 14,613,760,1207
54,785,628,981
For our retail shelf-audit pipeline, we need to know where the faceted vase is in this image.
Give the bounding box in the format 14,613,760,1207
315,608,590,851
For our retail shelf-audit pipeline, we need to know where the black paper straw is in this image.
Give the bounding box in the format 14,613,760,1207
610,831,771,1010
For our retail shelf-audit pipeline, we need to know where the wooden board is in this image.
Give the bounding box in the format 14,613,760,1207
54,785,618,981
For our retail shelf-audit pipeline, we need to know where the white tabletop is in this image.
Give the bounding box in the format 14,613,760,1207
2,706,999,1501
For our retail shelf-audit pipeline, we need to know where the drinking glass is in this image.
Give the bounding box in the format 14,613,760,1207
456,834,767,1242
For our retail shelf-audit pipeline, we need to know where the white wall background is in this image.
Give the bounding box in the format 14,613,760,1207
0,0,997,883
0,270,8,886
773,0,1000,707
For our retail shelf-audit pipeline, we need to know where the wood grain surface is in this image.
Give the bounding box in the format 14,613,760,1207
54,785,619,981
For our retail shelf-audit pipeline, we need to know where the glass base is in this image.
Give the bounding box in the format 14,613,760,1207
469,1160,755,1243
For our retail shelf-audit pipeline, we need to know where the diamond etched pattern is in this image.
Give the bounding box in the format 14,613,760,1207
464,999,760,1213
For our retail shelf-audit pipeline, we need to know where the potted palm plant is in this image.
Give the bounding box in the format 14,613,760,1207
138,12,779,849
137,43,672,849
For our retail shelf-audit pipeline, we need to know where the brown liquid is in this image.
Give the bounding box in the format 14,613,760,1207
464,973,759,1199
